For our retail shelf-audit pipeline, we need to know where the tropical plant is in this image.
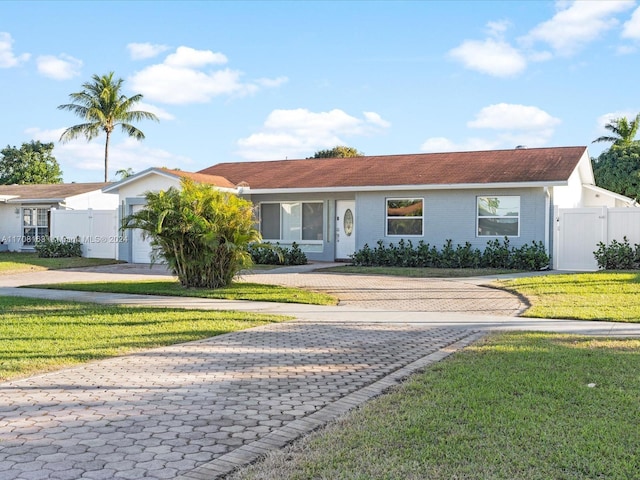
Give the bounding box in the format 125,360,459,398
593,114,640,148
58,72,158,182
123,179,260,288
0,141,62,184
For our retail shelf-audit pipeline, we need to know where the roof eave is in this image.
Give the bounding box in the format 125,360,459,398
244,181,568,195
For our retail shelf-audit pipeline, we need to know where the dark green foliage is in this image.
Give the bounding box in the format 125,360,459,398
310,146,363,158
35,237,82,258
593,237,640,270
249,242,308,266
592,143,640,199
351,237,549,271
123,179,260,289
0,141,63,185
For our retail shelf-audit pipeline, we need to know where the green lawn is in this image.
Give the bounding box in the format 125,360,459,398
24,279,337,305
232,332,640,480
0,296,289,381
0,252,119,274
499,271,640,322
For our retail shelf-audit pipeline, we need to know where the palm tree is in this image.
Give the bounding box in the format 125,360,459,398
58,72,158,182
593,114,640,148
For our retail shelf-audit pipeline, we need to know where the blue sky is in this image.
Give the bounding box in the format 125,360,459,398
2,0,640,183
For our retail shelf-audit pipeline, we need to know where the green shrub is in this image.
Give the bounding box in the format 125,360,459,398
594,237,640,270
35,237,82,258
350,237,549,271
249,242,308,266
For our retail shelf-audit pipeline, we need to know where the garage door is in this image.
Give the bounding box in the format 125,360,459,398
131,205,153,263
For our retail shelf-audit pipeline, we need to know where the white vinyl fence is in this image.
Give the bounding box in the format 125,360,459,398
50,209,119,259
554,206,640,271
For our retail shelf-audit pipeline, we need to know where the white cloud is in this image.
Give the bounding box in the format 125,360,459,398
36,54,82,80
127,42,170,60
26,127,190,181
236,108,390,161
0,32,30,68
135,102,175,121
421,103,561,153
449,38,527,77
522,0,635,56
468,103,561,130
129,46,286,105
622,6,640,39
420,137,500,153
164,46,227,67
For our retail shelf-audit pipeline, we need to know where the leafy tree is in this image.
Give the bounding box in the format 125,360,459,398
0,141,63,184
58,72,159,182
592,143,640,199
593,114,640,148
310,145,364,158
123,179,260,288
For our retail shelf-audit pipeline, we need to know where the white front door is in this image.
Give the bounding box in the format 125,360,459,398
131,205,153,263
336,200,356,259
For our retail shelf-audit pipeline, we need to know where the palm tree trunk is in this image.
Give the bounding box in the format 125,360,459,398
104,131,110,182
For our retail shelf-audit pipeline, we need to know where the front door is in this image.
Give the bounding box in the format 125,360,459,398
336,200,355,259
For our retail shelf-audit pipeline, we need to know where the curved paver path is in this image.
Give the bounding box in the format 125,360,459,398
242,269,524,315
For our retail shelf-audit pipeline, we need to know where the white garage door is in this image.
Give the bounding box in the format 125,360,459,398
131,205,153,263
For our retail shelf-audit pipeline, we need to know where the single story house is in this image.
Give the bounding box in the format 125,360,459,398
105,146,635,269
0,183,117,252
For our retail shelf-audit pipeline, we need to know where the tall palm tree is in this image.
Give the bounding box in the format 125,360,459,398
593,114,640,148
58,72,158,182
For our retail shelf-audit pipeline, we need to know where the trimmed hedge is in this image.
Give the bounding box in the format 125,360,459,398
594,237,640,270
35,237,82,258
249,242,308,266
350,238,549,271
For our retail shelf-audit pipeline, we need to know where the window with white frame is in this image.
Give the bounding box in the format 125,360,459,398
22,207,50,246
386,198,423,236
477,196,520,237
260,202,324,241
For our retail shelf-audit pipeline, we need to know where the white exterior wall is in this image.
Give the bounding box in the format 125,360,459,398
0,204,23,251
64,190,118,210
116,175,181,200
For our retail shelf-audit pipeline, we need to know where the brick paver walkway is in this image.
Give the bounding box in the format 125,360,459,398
244,271,523,315
0,322,482,480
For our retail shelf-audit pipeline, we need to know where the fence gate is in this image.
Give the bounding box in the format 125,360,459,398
555,206,640,271
50,209,118,259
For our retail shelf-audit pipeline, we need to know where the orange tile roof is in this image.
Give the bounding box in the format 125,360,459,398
198,146,587,190
0,182,109,200
159,168,236,188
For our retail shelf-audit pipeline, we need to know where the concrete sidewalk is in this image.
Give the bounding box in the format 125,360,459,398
2,264,640,480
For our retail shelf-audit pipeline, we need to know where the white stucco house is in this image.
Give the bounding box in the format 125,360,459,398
0,183,118,252
104,146,637,270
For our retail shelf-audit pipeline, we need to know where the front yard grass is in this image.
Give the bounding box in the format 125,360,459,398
499,271,640,322
0,296,289,381
24,280,337,305
232,332,640,480
0,252,119,274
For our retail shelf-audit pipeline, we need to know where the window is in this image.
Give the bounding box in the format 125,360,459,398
22,207,50,246
386,198,423,236
477,196,520,237
260,202,324,241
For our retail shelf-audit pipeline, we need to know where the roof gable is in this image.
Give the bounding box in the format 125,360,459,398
199,146,588,190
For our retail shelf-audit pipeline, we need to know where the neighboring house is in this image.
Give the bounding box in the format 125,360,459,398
0,183,117,252
108,146,635,269
103,168,236,262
